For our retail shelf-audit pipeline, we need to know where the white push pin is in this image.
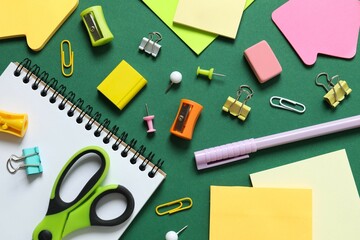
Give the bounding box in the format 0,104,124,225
165,225,188,240
165,71,182,93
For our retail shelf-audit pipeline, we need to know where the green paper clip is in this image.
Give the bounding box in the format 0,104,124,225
80,6,114,47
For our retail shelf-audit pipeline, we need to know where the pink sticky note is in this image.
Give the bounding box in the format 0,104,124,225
272,0,360,65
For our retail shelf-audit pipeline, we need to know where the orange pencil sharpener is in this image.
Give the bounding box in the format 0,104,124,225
170,99,203,140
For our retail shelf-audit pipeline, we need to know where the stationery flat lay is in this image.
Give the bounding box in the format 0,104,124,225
0,1,359,239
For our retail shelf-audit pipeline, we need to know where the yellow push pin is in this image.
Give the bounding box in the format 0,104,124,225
196,66,225,80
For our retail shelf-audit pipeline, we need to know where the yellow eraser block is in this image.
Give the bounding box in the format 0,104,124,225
97,60,147,110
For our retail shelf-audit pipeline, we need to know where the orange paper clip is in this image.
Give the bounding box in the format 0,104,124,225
170,99,203,140
155,197,193,216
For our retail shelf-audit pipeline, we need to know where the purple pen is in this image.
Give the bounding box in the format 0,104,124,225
194,114,360,170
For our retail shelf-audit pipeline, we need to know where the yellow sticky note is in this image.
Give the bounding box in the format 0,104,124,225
210,186,312,240
0,0,78,51
250,149,360,240
97,60,147,110
142,0,216,55
142,0,255,54
174,0,246,39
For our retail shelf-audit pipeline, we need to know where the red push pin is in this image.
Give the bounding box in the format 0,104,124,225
143,104,156,133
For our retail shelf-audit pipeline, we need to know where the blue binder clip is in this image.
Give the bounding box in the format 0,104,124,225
6,147,43,175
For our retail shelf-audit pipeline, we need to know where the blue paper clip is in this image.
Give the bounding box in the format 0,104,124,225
6,147,43,175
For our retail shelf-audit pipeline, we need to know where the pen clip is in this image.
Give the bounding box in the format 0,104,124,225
196,154,250,170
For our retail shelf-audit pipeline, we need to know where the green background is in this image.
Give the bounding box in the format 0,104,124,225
1,0,359,239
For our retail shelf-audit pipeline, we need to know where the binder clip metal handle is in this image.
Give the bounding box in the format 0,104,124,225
6,156,39,174
155,197,193,216
80,6,114,47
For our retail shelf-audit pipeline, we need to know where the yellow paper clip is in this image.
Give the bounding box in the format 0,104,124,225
315,72,352,108
222,85,254,121
155,197,193,216
61,40,74,77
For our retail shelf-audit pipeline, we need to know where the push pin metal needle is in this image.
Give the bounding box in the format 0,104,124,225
165,225,188,240
165,71,182,93
143,104,156,133
196,66,226,80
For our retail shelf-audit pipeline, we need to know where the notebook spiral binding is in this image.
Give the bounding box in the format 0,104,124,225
14,58,164,178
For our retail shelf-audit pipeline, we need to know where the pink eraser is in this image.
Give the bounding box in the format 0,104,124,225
244,40,282,83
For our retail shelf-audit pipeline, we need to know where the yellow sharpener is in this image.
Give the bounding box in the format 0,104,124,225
0,110,28,137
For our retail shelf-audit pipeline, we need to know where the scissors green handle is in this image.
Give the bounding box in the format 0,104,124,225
32,146,135,240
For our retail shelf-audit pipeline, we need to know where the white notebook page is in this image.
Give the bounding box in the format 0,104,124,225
0,62,166,240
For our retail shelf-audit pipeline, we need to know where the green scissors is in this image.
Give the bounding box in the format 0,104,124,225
32,146,135,240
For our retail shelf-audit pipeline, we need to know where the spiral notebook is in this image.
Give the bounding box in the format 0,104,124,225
0,60,166,240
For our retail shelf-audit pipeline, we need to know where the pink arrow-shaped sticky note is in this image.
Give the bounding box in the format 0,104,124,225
272,0,360,65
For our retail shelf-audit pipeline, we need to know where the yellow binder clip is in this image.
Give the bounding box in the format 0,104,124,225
222,85,254,121
155,197,193,216
61,40,74,77
315,72,352,108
